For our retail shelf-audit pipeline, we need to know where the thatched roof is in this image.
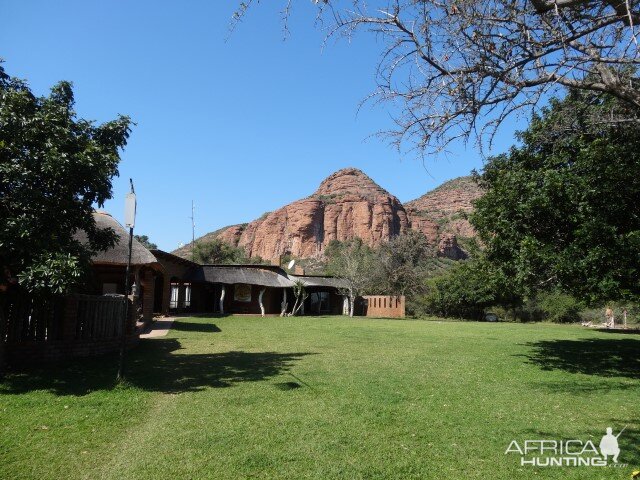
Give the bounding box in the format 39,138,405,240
185,264,347,289
291,275,349,289
188,265,295,288
77,211,158,266
151,249,199,268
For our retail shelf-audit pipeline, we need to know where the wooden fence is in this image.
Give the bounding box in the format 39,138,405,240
1,292,65,344
1,292,137,364
75,294,126,340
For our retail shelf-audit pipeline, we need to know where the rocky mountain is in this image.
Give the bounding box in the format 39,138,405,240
405,176,484,259
173,168,482,262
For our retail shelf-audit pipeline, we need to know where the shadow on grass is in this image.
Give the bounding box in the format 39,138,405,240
523,338,640,380
522,421,640,465
533,380,638,394
612,420,640,466
0,338,315,396
169,320,222,333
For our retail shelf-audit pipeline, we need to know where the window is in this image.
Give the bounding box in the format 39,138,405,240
184,283,191,308
170,284,180,309
234,284,252,302
170,282,192,309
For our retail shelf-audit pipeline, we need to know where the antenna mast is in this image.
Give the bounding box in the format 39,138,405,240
189,200,195,260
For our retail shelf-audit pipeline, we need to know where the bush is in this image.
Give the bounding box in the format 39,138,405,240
579,302,640,326
491,293,582,323
537,292,582,323
418,258,518,320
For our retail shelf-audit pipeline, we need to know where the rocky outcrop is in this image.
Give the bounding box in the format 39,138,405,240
406,176,483,241
187,169,410,263
438,233,467,260
406,215,439,244
174,169,483,262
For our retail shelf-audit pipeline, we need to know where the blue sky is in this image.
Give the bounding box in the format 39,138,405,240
2,0,526,251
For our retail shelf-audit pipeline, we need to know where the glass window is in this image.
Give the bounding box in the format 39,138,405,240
184,283,191,308
170,283,180,309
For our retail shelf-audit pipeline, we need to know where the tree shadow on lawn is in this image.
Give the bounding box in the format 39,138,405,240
0,338,315,396
522,337,640,380
521,419,640,465
168,321,222,333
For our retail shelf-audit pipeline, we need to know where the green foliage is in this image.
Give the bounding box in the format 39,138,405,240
134,235,157,250
289,279,309,316
536,292,583,323
324,233,467,316
192,239,263,265
314,193,340,204
420,257,516,320
377,230,434,296
16,252,89,295
472,86,640,305
579,302,639,326
324,238,379,295
0,63,131,293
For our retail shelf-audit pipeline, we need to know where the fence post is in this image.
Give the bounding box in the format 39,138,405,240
62,295,79,341
0,293,6,375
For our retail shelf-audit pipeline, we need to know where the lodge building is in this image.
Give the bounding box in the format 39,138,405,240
1,211,404,365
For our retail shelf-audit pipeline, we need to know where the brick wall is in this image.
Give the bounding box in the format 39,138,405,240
362,295,405,318
141,269,155,322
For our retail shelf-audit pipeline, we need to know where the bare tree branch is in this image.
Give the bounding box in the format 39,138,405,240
233,0,640,155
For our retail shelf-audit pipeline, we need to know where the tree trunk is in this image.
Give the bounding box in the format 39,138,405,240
349,292,355,317
280,289,288,317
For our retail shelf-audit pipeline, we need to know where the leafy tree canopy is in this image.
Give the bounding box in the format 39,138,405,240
324,238,379,316
192,239,264,265
472,86,640,304
421,256,516,320
0,63,131,294
134,235,158,251
377,230,435,297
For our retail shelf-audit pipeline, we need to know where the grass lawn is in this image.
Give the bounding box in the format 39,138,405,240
1,316,639,479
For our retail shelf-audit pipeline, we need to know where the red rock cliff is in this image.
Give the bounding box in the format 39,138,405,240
173,170,482,262
223,168,410,261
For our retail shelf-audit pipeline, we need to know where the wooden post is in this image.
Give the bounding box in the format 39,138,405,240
219,285,226,314
280,289,287,317
259,288,266,317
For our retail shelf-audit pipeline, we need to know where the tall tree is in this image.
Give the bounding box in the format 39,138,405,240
236,1,640,153
325,239,378,316
0,63,131,294
472,87,640,304
377,230,434,297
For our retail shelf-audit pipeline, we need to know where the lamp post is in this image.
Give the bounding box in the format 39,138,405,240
117,179,136,381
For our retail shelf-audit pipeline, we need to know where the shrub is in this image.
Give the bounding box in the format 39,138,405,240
419,257,518,320
537,292,582,323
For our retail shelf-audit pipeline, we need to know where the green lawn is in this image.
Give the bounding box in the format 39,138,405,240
1,316,638,479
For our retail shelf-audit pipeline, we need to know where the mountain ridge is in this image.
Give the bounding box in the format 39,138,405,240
173,168,482,262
